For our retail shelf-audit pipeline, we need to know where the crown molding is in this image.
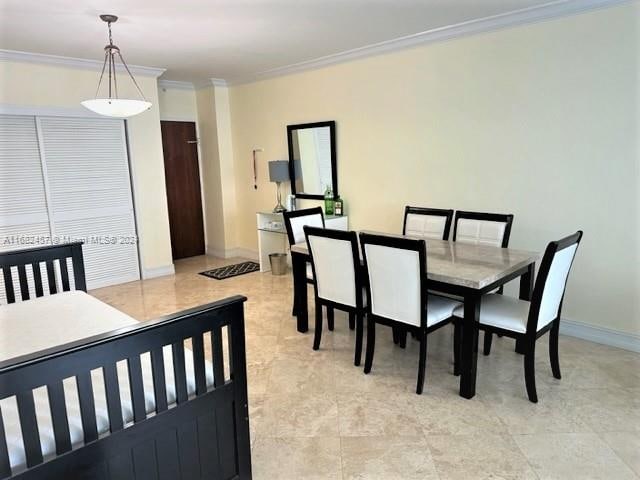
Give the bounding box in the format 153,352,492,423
0,49,166,77
211,78,228,87
226,0,629,85
158,79,194,90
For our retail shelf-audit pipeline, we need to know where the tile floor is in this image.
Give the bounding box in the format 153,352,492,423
92,255,640,480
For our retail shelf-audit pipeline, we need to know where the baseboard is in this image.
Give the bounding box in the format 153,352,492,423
141,264,175,279
206,247,259,261
560,318,640,353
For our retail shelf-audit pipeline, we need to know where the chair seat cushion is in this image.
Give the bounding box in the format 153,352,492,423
453,294,531,333
427,295,462,327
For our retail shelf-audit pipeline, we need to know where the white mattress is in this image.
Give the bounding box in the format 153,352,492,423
0,291,214,473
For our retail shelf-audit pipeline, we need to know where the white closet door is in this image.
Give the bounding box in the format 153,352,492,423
38,116,140,289
0,115,51,249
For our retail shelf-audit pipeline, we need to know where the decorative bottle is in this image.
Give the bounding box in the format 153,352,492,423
324,185,334,215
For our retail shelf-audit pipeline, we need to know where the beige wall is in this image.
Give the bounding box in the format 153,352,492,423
228,4,639,335
158,85,197,121
0,60,174,275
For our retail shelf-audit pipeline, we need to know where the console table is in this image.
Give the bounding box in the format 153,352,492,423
256,211,348,272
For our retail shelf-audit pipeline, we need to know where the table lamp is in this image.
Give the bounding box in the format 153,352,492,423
268,160,289,213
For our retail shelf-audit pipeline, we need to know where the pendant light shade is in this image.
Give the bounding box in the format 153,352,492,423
81,99,152,118
82,15,152,118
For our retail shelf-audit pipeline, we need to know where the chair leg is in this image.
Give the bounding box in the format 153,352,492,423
549,320,561,379
416,331,427,395
313,304,323,351
453,321,462,376
364,317,376,374
327,307,335,331
392,327,399,345
354,312,363,366
483,331,493,356
348,312,355,331
398,328,407,349
524,342,538,403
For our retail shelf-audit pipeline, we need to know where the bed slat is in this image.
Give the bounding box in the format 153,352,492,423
192,335,206,395
17,265,29,301
103,363,124,432
2,268,15,304
76,371,99,443
45,260,57,295
150,348,168,413
172,342,188,404
0,406,12,478
59,258,71,292
16,391,43,467
211,326,225,387
47,381,72,454
127,356,146,422
31,262,44,298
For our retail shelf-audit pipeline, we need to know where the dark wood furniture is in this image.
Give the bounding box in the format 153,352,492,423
455,231,583,402
0,243,252,479
402,206,454,240
359,233,461,394
452,210,515,355
304,227,363,365
290,233,538,399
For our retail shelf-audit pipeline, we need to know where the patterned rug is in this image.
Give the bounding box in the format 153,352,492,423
199,261,260,280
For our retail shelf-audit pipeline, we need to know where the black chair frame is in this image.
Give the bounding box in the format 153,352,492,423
304,226,364,366
472,231,583,402
402,206,454,240
359,232,456,394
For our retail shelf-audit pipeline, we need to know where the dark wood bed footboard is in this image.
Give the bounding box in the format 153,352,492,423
0,242,86,304
0,295,252,479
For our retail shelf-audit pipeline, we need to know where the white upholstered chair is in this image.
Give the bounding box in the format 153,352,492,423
453,231,583,402
403,206,454,240
304,227,364,365
452,210,514,356
284,208,342,330
359,233,462,394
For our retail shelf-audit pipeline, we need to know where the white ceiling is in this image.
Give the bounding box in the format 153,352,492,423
0,0,613,83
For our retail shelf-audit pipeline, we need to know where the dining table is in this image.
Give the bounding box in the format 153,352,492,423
289,230,539,399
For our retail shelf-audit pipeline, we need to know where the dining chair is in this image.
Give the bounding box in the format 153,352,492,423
453,231,583,402
403,206,454,240
304,226,364,365
359,233,462,394
452,210,515,356
283,208,339,331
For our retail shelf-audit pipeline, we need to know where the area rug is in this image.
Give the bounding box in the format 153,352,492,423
199,261,260,280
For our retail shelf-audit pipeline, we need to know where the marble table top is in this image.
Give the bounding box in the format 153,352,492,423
290,230,539,290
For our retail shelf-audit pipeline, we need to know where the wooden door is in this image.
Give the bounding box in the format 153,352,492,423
161,121,205,259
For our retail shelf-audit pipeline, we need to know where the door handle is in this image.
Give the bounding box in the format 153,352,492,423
186,140,199,144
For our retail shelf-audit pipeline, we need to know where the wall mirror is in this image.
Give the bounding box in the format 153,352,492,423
287,120,337,199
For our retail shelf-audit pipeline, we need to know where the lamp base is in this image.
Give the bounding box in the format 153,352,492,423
273,203,287,213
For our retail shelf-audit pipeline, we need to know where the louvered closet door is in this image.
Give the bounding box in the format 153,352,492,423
38,116,140,289
0,115,53,302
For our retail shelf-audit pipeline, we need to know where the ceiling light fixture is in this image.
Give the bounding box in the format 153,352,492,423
81,15,152,118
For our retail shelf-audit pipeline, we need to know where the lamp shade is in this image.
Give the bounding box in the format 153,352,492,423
81,99,152,118
268,160,290,183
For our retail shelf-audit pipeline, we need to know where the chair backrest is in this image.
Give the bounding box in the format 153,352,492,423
283,207,325,246
359,233,427,328
403,206,454,240
304,227,361,309
453,210,514,247
527,231,583,333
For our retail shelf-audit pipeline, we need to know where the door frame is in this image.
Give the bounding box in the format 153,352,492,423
159,116,208,254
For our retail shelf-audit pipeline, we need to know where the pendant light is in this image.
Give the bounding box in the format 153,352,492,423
81,15,152,118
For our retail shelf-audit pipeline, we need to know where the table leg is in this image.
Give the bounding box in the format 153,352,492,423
459,293,480,399
515,263,535,354
291,253,309,333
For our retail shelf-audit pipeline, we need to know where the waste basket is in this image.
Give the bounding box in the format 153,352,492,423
269,253,287,275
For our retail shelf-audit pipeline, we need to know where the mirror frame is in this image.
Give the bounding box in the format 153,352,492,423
287,120,337,200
